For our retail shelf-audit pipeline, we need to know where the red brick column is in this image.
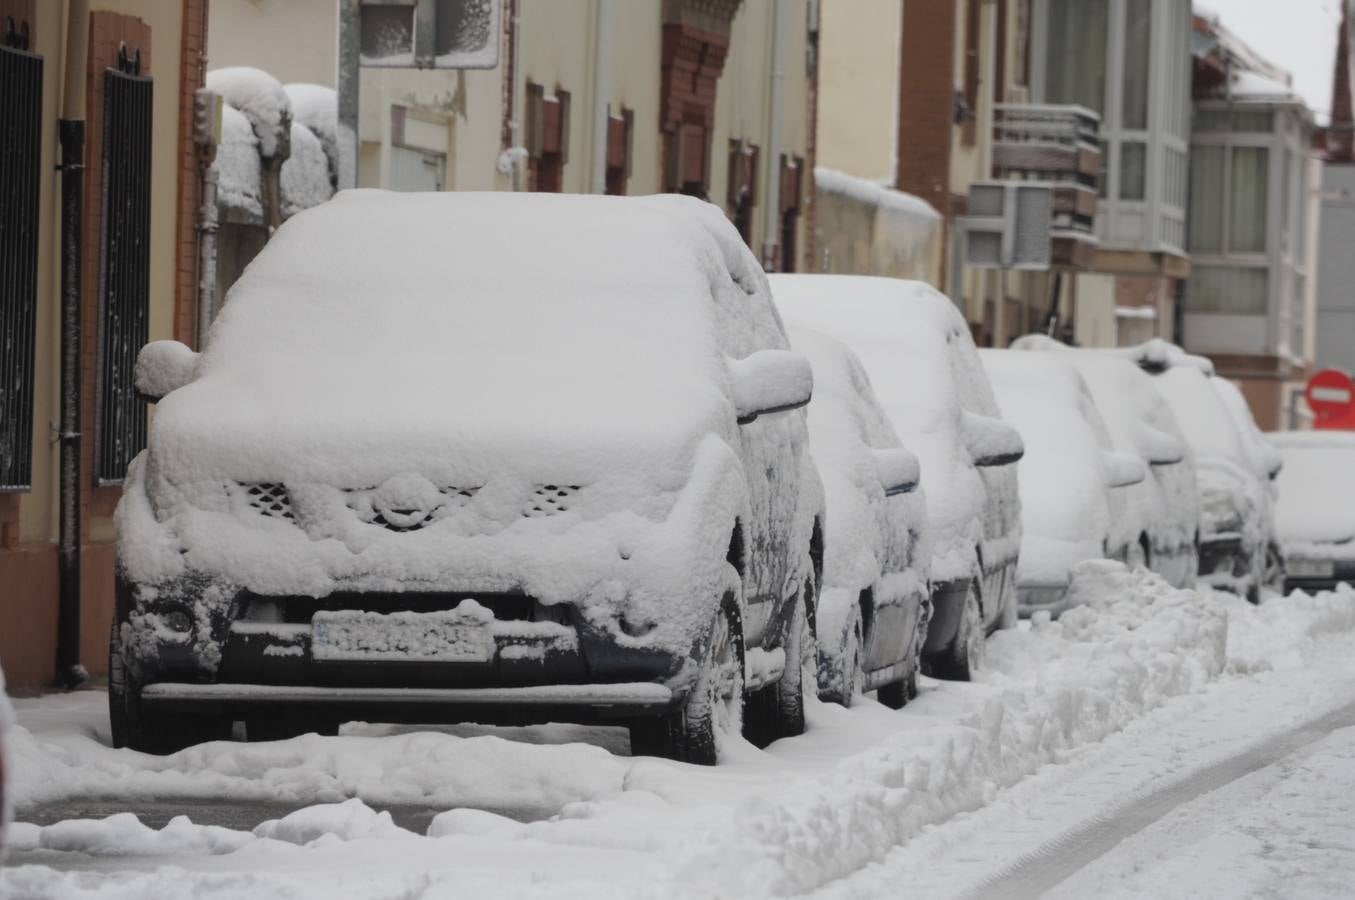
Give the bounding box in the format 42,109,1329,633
173,0,210,347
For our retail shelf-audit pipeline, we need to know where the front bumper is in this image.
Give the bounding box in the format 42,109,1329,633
140,681,674,724
1283,557,1355,594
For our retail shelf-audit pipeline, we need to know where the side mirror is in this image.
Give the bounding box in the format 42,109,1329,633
1104,451,1148,488
1136,424,1185,466
963,411,1025,467
873,448,920,497
135,340,200,402
729,350,813,425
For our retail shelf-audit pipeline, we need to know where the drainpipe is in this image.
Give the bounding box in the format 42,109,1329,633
591,0,612,194
337,0,360,190
762,0,787,270
57,0,90,689
196,168,220,346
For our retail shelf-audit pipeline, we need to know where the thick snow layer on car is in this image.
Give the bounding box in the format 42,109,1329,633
1271,431,1355,552
771,274,1019,583
284,84,338,184
207,67,291,158
1212,376,1282,480
1152,367,1250,467
120,190,814,666
210,105,263,220
980,351,1129,584
280,122,333,218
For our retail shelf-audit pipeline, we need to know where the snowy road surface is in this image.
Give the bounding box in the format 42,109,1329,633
5,567,1355,899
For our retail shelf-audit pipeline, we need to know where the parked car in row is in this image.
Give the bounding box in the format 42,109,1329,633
790,327,931,707
771,275,1024,680
115,191,825,765
0,663,11,865
979,351,1146,618
1010,337,1200,589
1271,431,1355,593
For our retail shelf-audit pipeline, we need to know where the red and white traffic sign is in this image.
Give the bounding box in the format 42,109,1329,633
1307,369,1355,429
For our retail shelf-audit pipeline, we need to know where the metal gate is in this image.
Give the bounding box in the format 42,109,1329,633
0,32,43,491
96,58,153,485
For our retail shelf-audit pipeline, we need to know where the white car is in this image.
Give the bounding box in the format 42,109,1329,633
771,275,1023,681
1212,377,1284,587
1010,336,1200,588
980,350,1146,617
790,326,931,707
114,191,825,765
1270,430,1355,592
1149,365,1272,601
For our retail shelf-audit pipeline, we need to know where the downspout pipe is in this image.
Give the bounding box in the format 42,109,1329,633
591,0,612,194
762,0,786,270
57,0,90,689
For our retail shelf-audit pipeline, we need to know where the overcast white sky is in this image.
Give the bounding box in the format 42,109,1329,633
1200,0,1344,124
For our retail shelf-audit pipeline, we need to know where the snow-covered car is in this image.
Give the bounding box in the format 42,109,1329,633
1148,365,1272,601
1270,430,1355,592
114,191,825,765
1009,336,1201,589
1212,376,1284,587
771,275,1023,681
979,351,1146,617
790,326,931,707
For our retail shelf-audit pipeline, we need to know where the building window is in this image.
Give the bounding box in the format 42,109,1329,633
605,107,632,195
0,29,42,491
525,82,568,193
1120,141,1146,199
1121,0,1150,129
97,59,154,485
1186,265,1267,314
1045,0,1108,115
1188,144,1268,256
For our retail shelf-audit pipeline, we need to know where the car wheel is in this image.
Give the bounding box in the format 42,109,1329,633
752,573,813,743
818,602,863,708
109,622,232,754
928,579,984,682
1126,535,1150,571
661,596,746,766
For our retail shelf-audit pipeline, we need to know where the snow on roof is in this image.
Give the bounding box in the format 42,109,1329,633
1271,431,1355,547
285,83,338,185
280,122,334,219
770,274,1007,579
1228,69,1303,105
980,351,1123,581
166,190,775,487
210,104,262,222
208,67,291,158
814,167,940,223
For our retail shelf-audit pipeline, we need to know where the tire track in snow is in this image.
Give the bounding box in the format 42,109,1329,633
959,696,1355,900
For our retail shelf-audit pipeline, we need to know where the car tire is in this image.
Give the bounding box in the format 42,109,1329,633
818,602,863,708
666,596,753,764
109,622,232,754
928,579,984,682
750,573,813,744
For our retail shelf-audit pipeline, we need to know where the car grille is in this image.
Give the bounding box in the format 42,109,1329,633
347,485,480,532
243,483,293,520
524,484,582,518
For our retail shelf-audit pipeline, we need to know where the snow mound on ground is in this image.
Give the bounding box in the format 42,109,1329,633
1227,584,1355,673
672,563,1227,896
253,798,416,846
36,813,251,856
9,729,626,816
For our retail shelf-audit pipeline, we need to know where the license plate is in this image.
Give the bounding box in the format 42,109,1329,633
1288,559,1335,578
311,609,495,662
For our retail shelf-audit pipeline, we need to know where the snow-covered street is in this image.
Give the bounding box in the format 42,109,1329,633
5,571,1355,899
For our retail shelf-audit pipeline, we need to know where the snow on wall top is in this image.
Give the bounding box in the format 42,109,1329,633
280,121,334,219
1271,431,1355,546
814,167,940,222
211,105,263,221
207,67,291,158
285,84,338,186
771,274,1007,579
158,190,775,488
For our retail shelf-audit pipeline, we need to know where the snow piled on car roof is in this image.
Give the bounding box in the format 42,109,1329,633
980,351,1127,585
771,274,1014,582
1272,431,1355,548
